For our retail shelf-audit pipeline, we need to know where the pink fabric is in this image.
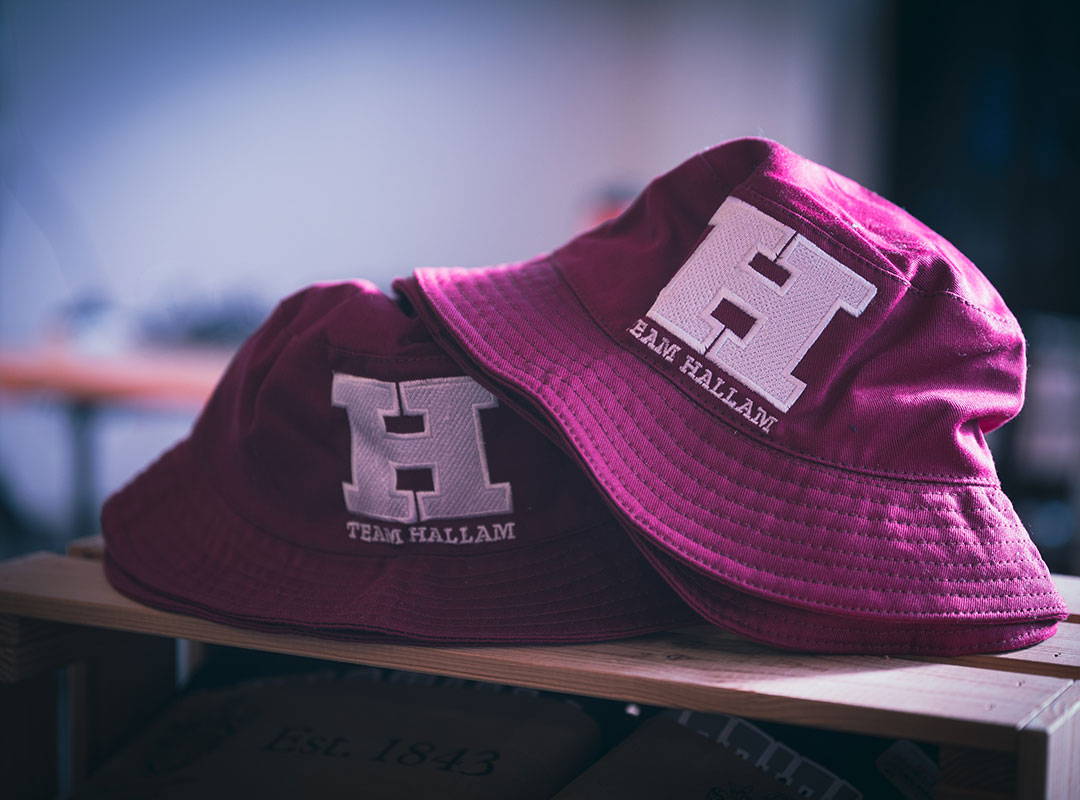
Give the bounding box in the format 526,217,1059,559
409,138,1068,653
101,281,695,643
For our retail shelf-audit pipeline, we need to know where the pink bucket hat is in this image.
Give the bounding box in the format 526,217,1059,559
101,281,694,643
406,138,1069,654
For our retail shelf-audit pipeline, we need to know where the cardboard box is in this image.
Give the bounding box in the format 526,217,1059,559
553,716,810,799
72,677,602,799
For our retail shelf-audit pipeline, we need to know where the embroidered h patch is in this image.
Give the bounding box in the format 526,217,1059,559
646,197,876,411
332,375,513,523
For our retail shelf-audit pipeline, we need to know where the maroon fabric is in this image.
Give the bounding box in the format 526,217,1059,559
101,281,695,643
407,138,1068,654
551,139,1023,478
395,276,1061,654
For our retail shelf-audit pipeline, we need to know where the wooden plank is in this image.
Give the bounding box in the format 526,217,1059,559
1017,681,1080,800
0,614,59,646
923,622,1080,680
0,622,110,683
0,670,57,800
0,552,1071,752
1053,572,1080,622
66,534,105,560
0,613,123,683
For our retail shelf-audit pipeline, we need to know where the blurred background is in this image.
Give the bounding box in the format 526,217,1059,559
1,0,1077,572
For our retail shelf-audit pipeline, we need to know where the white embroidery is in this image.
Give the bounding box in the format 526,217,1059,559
647,197,876,411
343,520,516,546
331,375,513,523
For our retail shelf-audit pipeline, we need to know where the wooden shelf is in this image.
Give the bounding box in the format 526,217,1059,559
1,542,1079,799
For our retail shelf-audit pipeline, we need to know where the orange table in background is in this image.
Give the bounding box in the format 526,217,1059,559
0,344,231,539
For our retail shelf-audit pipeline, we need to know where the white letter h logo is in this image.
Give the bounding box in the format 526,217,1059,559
647,197,877,412
332,375,513,523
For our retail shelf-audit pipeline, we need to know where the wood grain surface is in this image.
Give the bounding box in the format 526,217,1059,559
0,551,1075,752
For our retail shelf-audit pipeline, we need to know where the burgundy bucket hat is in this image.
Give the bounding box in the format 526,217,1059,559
406,138,1069,654
101,281,695,643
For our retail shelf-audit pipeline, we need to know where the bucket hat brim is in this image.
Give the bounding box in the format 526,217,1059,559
412,260,1066,640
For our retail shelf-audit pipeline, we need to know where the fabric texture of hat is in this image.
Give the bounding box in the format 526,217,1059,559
101,281,696,643
406,137,1069,654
